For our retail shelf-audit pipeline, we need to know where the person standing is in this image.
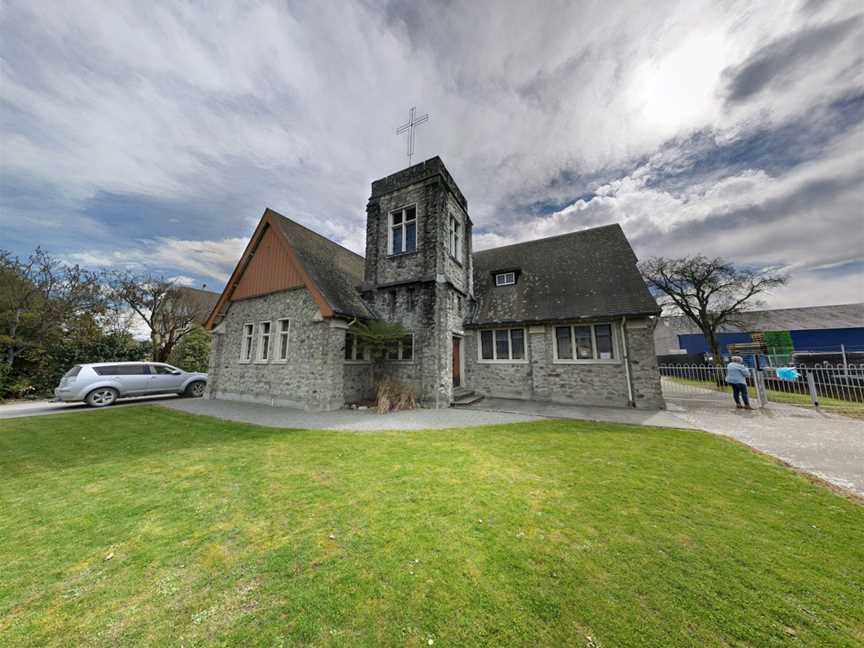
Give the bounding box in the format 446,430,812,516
725,355,752,410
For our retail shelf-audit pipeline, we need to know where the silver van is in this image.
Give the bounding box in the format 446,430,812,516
54,362,207,407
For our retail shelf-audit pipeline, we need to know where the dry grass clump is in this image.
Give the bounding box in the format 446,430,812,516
376,378,417,414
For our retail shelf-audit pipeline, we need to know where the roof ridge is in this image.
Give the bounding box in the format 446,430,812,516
176,286,219,296
473,223,622,255
266,208,365,262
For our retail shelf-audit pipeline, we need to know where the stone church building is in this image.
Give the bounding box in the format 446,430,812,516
205,157,663,410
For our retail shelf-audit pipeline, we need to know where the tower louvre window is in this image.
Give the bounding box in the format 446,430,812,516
389,205,417,255
448,215,462,259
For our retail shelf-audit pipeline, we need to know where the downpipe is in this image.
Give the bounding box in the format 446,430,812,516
621,317,635,408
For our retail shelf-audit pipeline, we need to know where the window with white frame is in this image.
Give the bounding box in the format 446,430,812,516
257,321,272,361
241,323,254,361
479,328,525,361
554,323,616,361
389,205,417,255
386,334,414,361
277,319,290,361
344,332,369,362
448,214,462,260
495,271,516,286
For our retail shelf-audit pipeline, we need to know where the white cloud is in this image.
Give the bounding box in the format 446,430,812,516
1,0,862,309
65,237,247,284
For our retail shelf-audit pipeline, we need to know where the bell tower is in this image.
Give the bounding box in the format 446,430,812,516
361,156,473,407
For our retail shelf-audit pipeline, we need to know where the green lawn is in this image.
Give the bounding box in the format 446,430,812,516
1,408,862,647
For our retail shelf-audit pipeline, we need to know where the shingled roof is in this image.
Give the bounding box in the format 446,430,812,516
174,286,220,324
206,209,372,328
269,211,373,319
468,224,659,326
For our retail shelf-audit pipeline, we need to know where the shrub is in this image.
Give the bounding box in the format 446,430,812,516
375,377,417,414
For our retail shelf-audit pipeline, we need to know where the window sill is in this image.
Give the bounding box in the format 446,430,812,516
344,360,372,365
553,359,620,365
238,359,252,364
384,360,415,364
386,250,419,259
477,359,529,365
253,359,271,365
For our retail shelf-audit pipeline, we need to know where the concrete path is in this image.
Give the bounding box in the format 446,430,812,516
664,399,864,496
0,394,182,419
468,397,700,430
162,397,543,431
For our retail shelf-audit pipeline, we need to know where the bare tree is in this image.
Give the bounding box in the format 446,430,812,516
107,272,212,362
639,256,787,365
0,248,104,368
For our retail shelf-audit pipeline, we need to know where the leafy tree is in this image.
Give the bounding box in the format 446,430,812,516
169,325,211,373
107,273,212,362
640,256,787,366
349,319,409,361
0,248,104,369
27,314,146,394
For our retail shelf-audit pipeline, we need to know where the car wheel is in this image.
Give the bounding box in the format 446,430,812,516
86,387,118,408
185,381,206,398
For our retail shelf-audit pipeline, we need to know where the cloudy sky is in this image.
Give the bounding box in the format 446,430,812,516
1,0,862,308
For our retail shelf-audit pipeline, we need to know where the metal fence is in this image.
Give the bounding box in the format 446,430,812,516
659,363,864,413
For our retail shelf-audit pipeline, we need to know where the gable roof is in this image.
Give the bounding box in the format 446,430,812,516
174,286,220,325
205,209,372,328
270,212,372,319
468,224,659,326
660,303,864,334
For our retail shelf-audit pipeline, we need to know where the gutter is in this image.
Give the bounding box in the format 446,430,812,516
621,316,635,408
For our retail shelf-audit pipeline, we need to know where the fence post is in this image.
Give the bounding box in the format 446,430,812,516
806,371,819,407
754,370,766,408
841,344,849,381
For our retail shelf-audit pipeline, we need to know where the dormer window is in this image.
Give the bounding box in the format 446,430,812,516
495,271,516,286
389,206,417,255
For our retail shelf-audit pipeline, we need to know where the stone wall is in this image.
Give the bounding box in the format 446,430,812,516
623,318,665,408
206,288,346,410
463,318,664,409
362,160,471,409
344,362,374,402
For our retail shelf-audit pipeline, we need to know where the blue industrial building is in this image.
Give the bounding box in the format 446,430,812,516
654,303,864,361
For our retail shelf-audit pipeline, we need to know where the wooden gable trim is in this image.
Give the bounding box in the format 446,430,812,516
204,209,334,329
266,212,334,319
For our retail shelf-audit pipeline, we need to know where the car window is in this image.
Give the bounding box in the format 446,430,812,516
150,364,180,375
95,364,146,376
63,365,82,378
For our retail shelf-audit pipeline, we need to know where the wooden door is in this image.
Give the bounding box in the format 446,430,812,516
452,337,461,387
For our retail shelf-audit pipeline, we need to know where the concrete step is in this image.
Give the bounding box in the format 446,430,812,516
452,391,484,407
453,387,474,399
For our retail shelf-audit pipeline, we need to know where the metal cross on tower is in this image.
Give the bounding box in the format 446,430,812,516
396,106,429,166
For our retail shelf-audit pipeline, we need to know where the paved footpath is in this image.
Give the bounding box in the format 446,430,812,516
664,400,864,496
0,394,180,419
162,397,543,430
